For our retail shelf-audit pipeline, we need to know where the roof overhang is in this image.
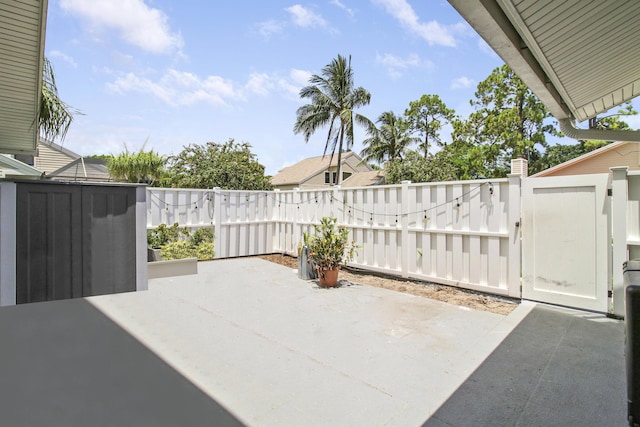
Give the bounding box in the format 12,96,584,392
0,0,48,155
0,154,43,178
448,0,640,126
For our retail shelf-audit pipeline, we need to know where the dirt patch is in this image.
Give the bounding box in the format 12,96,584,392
258,254,518,316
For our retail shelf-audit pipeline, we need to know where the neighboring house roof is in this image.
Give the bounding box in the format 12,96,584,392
532,141,639,177
48,157,111,182
0,154,43,178
35,139,82,174
271,152,369,186
0,0,48,156
341,170,385,187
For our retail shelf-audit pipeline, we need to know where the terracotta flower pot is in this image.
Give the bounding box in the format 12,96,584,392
317,266,340,288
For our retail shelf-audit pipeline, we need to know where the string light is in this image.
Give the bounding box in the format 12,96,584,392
149,182,491,221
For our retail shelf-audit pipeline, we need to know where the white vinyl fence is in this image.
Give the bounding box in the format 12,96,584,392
147,176,522,298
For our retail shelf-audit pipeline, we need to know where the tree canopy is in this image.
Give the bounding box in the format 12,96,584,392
294,54,374,185
166,139,272,190
360,111,417,165
404,94,455,157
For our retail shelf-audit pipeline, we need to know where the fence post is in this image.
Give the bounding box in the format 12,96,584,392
507,174,522,298
0,182,16,306
293,188,300,255
611,166,629,317
401,180,411,278
213,187,222,259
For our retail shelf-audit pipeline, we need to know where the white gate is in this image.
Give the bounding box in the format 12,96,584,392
522,174,611,312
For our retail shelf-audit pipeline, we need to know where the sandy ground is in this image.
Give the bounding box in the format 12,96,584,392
258,254,518,316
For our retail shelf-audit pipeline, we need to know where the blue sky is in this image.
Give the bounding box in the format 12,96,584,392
44,0,639,176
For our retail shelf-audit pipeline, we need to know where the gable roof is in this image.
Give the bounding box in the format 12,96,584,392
532,141,633,177
0,154,43,178
271,152,367,186
39,138,81,159
341,170,385,188
47,157,111,182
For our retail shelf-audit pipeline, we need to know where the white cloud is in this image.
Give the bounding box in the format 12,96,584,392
331,0,355,17
290,69,312,86
48,50,78,68
107,68,311,106
60,0,183,54
376,52,433,78
372,0,465,47
285,4,327,28
451,76,474,89
257,19,284,37
107,70,242,106
246,72,275,96
277,69,313,99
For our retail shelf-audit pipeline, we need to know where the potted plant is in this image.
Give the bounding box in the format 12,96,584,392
308,216,358,288
297,231,318,280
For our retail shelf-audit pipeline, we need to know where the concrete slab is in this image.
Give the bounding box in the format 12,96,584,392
424,304,626,427
0,297,242,427
86,258,531,426
10,258,618,426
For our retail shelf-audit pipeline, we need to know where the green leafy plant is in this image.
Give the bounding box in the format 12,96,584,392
308,217,358,269
147,223,187,249
148,224,215,261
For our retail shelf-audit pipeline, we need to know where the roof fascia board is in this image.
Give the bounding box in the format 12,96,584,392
448,0,571,120
0,154,43,176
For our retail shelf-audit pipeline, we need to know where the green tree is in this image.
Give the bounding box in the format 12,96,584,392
384,150,457,184
167,139,272,190
404,94,455,157
108,149,167,185
40,57,79,142
588,101,638,131
464,64,558,176
360,111,417,165
530,102,638,174
294,54,374,185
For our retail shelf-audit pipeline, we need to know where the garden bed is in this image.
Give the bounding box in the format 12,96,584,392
258,254,518,315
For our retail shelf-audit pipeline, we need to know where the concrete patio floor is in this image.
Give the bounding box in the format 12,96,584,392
0,258,627,426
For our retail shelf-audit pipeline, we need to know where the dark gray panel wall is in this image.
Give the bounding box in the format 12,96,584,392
16,182,137,303
82,186,136,296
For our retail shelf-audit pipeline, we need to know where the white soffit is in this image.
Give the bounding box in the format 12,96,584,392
0,0,48,155
448,0,640,123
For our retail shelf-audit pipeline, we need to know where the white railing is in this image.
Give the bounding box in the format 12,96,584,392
147,177,522,297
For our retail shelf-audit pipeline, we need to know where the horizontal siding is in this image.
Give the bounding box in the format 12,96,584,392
35,144,77,174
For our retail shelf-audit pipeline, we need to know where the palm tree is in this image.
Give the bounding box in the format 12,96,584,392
107,147,167,186
361,111,418,165
39,57,77,142
294,54,374,185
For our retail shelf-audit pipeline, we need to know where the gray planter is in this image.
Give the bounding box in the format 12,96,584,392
298,246,318,280
148,248,163,262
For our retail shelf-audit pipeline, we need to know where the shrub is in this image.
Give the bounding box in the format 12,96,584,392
148,224,215,261
147,223,187,249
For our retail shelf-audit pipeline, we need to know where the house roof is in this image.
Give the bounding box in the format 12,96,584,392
447,0,640,124
271,152,366,186
48,157,111,182
0,0,48,156
0,154,42,178
341,170,385,188
531,141,632,177
39,138,82,159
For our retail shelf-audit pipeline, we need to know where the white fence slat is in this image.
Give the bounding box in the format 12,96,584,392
146,178,516,296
